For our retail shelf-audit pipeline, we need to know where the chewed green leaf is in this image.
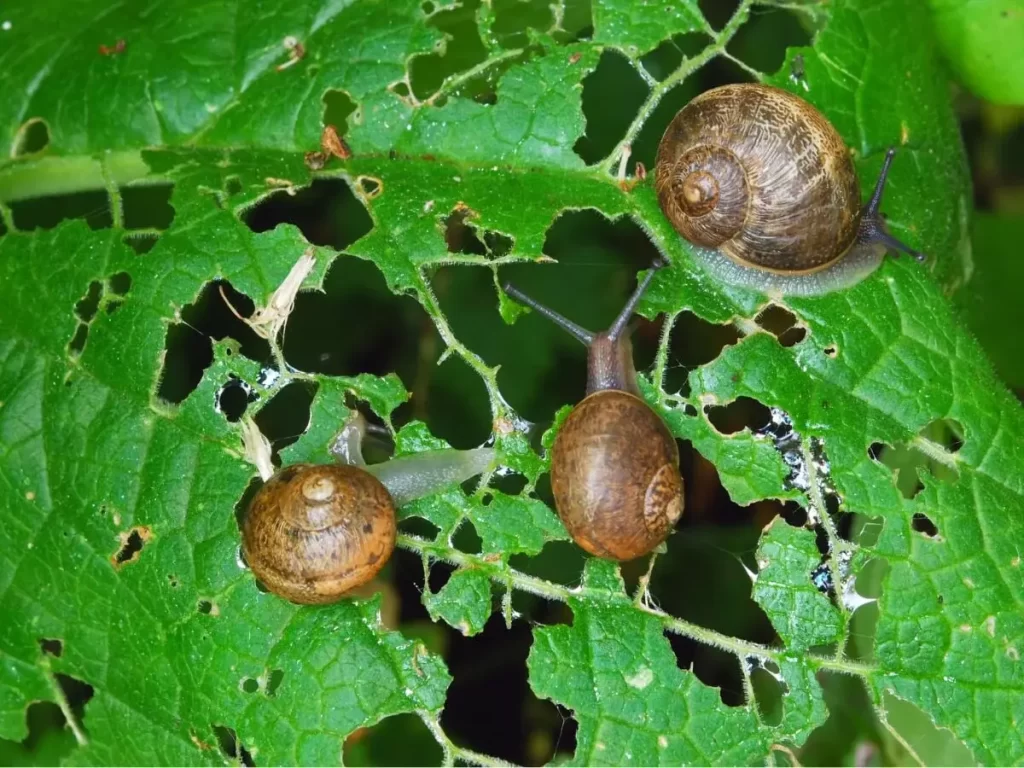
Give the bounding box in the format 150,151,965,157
753,521,843,653
1,0,1022,764
468,490,568,557
424,567,494,636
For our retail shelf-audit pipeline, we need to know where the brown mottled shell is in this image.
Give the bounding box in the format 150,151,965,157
551,390,684,561
655,83,862,274
241,464,396,604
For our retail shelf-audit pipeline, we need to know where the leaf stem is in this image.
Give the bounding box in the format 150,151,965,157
396,533,878,680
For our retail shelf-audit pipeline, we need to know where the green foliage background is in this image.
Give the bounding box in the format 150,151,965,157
1,0,1023,765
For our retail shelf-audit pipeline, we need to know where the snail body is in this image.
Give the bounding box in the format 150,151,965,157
242,418,494,604
655,83,924,295
505,261,683,561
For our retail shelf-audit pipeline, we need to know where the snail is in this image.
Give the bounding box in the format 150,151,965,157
241,414,494,604
654,83,925,296
504,260,683,561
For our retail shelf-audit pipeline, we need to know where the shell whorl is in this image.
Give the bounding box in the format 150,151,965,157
657,144,750,248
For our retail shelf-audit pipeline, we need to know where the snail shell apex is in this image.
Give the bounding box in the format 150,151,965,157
551,390,683,561
242,463,396,604
655,83,862,274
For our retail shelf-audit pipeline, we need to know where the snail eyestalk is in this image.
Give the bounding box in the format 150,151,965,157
857,148,926,262
502,283,595,345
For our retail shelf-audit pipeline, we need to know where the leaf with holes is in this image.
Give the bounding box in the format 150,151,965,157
1,0,1023,765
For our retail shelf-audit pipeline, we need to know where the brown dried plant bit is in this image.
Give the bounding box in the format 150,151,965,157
220,248,317,342
275,35,305,72
265,177,297,195
635,161,647,181
320,125,352,160
99,39,126,56
304,151,327,170
569,51,582,64
240,416,274,481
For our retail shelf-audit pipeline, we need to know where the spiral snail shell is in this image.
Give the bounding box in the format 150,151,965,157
655,83,924,295
504,260,683,561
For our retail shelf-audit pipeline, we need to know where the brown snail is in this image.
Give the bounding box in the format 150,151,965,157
654,83,925,295
242,415,494,604
504,260,683,561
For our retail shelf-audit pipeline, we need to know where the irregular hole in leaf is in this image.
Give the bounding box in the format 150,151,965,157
421,0,435,14
10,189,113,231
556,0,592,42
11,117,50,156
442,614,567,764
650,454,778,679
215,376,256,423
442,204,514,258
122,232,159,254
640,32,714,81
52,673,94,736
4,701,77,763
356,176,381,199
397,513,442,542
254,380,316,461
212,725,255,767
197,599,219,616
408,0,488,101
107,271,132,296
321,88,357,136
121,183,175,230
427,559,456,594
265,669,284,697
881,691,978,766
74,281,103,323
39,638,63,657
391,271,490,450
799,673,886,766
68,324,89,356
754,303,806,347
663,630,745,706
389,79,412,102
750,664,784,726
491,0,553,49
726,5,811,74
823,344,837,358
509,540,586,588
451,519,482,554
867,437,956,500
698,0,740,30
111,526,151,568
778,500,808,528
911,512,940,538
241,178,373,250
574,50,649,165
342,712,443,767
167,574,179,588
157,280,270,404
497,209,662,421
848,513,884,548
659,313,741,397
705,396,772,435
240,677,259,694
921,418,964,453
